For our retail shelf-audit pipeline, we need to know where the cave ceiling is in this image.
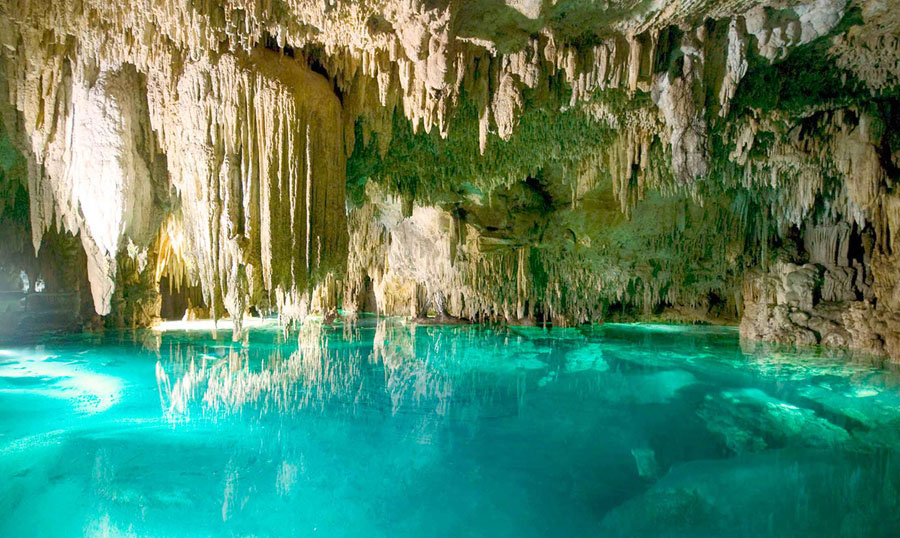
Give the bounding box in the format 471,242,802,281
0,0,898,355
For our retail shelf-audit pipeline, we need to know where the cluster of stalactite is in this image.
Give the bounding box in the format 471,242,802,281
0,0,899,358
330,1,900,357
0,0,349,336
340,185,748,326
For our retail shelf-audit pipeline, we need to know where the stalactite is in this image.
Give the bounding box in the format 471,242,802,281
150,49,347,329
0,0,899,359
0,2,348,332
0,56,169,315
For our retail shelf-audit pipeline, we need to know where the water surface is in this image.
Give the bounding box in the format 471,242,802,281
1,318,899,537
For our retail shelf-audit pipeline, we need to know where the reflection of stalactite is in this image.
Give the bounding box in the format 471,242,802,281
374,321,455,417
156,322,365,417
154,320,540,424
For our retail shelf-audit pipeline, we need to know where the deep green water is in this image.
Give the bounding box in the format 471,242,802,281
1,318,899,537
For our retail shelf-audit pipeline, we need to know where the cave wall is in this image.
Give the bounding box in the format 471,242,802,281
0,0,897,356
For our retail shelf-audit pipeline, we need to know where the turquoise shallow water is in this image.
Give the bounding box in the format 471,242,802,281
1,318,900,537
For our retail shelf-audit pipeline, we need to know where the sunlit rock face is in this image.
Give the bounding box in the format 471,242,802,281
20,65,168,315
0,0,898,356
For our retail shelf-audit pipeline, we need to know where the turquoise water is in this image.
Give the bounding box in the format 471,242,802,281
1,318,900,537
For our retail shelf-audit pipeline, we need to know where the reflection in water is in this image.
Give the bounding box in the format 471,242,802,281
155,320,538,430
2,319,900,536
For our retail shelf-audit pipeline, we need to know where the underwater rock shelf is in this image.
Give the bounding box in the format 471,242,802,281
0,0,899,358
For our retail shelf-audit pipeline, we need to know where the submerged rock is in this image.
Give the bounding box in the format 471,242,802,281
698,388,851,453
600,449,900,537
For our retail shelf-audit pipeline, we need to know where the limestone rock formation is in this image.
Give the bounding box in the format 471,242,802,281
0,0,897,357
